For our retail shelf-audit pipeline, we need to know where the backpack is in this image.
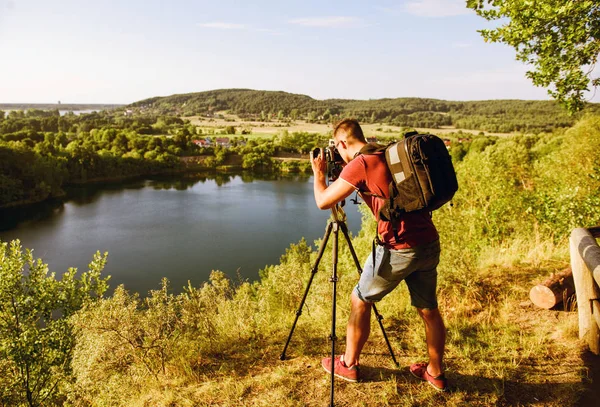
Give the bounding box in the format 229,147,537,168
358,131,458,235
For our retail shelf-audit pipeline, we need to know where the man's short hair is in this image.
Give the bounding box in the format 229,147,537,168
333,118,366,143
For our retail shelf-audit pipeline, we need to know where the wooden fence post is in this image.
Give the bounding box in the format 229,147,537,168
570,228,600,355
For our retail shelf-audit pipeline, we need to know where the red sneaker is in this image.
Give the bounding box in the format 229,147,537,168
321,355,359,383
410,363,448,392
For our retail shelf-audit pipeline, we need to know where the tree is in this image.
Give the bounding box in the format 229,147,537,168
467,0,600,114
0,240,109,407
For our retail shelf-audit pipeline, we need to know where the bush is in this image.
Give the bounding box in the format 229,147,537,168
0,240,108,407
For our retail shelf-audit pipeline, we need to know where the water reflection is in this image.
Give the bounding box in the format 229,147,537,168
0,199,65,231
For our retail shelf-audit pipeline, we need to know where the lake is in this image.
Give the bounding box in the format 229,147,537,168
0,173,364,295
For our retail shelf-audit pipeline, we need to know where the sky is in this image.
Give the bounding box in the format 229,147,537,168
0,0,598,104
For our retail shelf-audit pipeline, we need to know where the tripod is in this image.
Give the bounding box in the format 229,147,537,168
279,203,399,407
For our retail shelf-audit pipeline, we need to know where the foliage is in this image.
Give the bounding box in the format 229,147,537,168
0,240,109,407
68,272,263,406
0,144,66,206
68,280,183,404
467,0,600,114
529,115,600,234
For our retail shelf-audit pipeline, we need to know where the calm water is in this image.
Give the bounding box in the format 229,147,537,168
0,173,363,295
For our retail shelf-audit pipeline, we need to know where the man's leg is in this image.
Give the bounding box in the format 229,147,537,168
343,291,372,367
416,307,446,377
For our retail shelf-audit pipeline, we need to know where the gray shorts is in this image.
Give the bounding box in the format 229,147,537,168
353,239,440,309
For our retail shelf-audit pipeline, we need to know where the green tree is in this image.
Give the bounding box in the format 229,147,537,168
467,0,600,114
0,240,109,407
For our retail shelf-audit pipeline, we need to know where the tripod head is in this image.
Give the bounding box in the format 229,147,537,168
330,202,347,224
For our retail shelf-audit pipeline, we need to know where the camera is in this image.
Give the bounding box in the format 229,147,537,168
312,139,344,182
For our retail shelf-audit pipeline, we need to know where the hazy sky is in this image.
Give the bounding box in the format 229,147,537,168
0,0,598,104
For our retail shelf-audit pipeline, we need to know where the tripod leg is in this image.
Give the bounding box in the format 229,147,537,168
339,223,399,367
329,222,339,407
280,221,334,361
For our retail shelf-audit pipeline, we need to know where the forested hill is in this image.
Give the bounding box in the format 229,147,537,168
129,88,600,133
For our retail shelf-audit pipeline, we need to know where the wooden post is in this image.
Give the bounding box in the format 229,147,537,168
570,228,600,355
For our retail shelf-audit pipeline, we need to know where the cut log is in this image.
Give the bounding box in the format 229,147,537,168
529,267,575,309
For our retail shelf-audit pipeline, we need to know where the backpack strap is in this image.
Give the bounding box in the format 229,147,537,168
355,142,403,244
357,142,387,156
388,183,401,242
354,143,387,200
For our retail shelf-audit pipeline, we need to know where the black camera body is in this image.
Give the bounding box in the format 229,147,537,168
313,140,344,182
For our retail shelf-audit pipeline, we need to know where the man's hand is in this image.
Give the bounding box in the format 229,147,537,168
311,148,327,178
311,148,355,210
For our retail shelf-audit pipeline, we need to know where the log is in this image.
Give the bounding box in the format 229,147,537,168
529,267,575,309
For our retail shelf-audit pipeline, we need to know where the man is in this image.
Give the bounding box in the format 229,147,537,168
310,118,447,391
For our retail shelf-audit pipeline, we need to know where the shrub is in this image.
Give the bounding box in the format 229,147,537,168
0,240,108,407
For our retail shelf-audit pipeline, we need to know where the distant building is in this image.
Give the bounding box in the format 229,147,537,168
367,137,377,143
193,139,211,147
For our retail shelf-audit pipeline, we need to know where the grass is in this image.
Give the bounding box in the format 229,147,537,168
214,267,582,407
67,222,592,406
119,273,583,407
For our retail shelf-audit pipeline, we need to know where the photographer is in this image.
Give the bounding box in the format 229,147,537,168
310,118,447,391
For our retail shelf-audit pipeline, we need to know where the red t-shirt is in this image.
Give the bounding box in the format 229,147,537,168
340,152,439,249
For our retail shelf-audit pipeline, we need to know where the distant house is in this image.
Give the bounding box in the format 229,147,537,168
443,138,452,149
367,137,377,143
124,109,134,116
193,139,211,147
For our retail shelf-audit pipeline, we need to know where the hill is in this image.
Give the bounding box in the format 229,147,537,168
129,89,600,133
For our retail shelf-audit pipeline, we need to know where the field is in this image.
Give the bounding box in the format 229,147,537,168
187,114,510,139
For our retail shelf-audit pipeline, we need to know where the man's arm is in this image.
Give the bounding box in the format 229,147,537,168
311,151,355,209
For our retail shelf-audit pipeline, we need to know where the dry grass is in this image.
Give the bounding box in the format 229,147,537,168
174,266,586,407
71,261,591,407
